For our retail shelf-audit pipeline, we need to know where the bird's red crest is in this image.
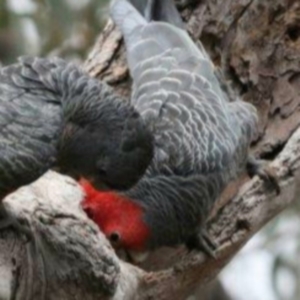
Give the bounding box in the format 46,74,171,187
79,179,150,251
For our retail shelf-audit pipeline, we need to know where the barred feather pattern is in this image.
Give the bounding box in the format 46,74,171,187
0,56,63,196
111,0,258,248
0,55,153,197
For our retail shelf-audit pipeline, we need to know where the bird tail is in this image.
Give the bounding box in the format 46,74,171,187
110,0,184,28
127,0,185,29
110,0,200,69
110,0,146,47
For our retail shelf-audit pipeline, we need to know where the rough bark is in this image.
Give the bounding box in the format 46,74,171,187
1,0,300,299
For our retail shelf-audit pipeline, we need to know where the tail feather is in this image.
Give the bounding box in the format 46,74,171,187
110,0,227,102
110,0,146,46
128,0,185,29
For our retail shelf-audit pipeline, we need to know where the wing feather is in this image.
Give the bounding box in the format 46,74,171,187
0,58,63,194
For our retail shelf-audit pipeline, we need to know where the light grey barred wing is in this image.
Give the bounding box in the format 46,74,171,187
227,100,258,170
131,51,242,175
110,0,226,102
111,0,259,178
110,0,258,175
228,101,258,143
0,56,64,196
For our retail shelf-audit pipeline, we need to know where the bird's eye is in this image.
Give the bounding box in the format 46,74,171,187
109,232,120,243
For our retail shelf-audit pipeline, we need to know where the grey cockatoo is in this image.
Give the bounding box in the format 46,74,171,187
81,0,279,260
0,54,155,249
0,55,154,298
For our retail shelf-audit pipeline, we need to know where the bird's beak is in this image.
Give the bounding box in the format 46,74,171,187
127,250,150,263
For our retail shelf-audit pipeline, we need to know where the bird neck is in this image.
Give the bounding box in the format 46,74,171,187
124,173,226,248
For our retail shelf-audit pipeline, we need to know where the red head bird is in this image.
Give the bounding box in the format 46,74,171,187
79,0,264,260
80,179,150,251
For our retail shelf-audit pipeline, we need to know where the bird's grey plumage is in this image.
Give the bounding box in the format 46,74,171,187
0,55,155,300
110,0,258,251
129,0,185,28
0,56,62,196
0,55,154,197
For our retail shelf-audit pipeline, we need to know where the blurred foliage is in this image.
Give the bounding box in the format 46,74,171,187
0,0,109,64
221,206,300,300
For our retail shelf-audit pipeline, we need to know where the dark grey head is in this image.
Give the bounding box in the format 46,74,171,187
57,103,154,191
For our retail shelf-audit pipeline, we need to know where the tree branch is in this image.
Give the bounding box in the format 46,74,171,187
134,125,300,300
1,0,300,299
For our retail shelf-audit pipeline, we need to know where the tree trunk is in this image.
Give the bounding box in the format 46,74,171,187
1,0,300,299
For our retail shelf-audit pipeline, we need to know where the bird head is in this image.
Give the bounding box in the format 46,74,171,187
58,106,154,191
80,179,150,251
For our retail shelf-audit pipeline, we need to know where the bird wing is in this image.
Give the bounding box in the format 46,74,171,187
110,0,258,175
0,57,64,195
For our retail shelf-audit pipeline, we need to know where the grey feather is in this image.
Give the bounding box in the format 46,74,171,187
128,0,185,28
0,55,154,197
110,0,258,250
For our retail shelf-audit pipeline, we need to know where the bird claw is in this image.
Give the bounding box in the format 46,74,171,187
246,156,280,195
256,167,280,195
186,228,217,258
